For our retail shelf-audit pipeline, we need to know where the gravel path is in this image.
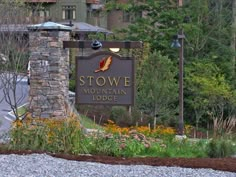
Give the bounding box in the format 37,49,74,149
0,154,235,177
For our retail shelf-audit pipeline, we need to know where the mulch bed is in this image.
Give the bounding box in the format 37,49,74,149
0,149,235,173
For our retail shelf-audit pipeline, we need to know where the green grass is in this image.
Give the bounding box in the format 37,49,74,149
17,106,27,116
79,114,103,130
10,105,27,119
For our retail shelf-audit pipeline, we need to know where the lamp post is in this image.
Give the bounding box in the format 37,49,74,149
172,29,185,136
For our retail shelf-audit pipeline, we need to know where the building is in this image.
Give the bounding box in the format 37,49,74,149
1,0,146,38
25,0,107,28
106,0,142,30
25,0,140,31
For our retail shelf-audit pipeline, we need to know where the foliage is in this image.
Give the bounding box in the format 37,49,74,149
105,0,236,129
110,106,131,125
9,115,85,154
184,124,194,136
2,0,236,159
212,116,236,137
185,61,236,130
69,78,76,92
83,129,208,158
107,0,184,55
207,138,236,158
8,116,232,158
81,134,121,156
104,120,176,138
68,49,77,92
79,114,103,130
157,138,208,158
0,0,42,120
110,0,235,78
136,51,178,124
120,138,146,157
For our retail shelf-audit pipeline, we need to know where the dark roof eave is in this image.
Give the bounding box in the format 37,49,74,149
0,22,113,34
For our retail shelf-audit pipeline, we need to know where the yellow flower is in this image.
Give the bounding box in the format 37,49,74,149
12,120,23,128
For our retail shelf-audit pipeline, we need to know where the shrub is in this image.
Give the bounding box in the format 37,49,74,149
121,138,146,157
82,135,121,157
152,125,176,138
69,79,76,92
207,138,236,158
213,116,236,138
104,120,176,138
110,106,131,126
9,116,84,154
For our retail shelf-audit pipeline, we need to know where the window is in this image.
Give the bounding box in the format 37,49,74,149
123,11,131,23
62,6,76,20
31,8,50,19
39,10,50,18
123,11,142,23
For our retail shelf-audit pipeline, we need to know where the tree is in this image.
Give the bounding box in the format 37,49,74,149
0,0,40,120
185,61,236,131
106,0,236,128
109,0,184,57
137,51,178,127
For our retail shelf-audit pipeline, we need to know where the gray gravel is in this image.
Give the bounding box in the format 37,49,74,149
0,154,235,177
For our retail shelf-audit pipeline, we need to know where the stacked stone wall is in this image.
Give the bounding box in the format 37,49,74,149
28,30,70,118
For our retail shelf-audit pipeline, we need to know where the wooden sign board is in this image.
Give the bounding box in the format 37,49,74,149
76,51,135,105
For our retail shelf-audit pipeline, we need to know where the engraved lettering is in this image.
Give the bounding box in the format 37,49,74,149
124,77,130,87
108,77,121,86
96,76,106,87
87,76,94,86
79,76,85,86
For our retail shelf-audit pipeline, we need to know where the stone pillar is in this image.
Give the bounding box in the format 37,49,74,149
27,22,72,118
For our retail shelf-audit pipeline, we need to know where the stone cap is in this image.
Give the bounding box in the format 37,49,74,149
27,21,72,31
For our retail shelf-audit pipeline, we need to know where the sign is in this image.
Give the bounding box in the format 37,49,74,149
76,51,135,105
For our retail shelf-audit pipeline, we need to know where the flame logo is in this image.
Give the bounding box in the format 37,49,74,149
94,56,112,73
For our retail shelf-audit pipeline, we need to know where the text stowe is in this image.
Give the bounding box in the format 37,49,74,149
79,76,131,87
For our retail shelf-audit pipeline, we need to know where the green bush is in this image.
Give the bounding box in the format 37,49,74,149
69,79,76,92
82,135,121,157
207,138,236,158
110,106,131,126
9,117,84,154
8,115,220,158
121,139,146,157
154,138,208,158
82,132,209,158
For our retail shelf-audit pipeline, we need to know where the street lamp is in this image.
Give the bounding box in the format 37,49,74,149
171,29,185,136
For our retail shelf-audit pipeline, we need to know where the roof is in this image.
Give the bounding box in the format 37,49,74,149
0,24,28,32
0,21,112,34
27,21,72,31
67,22,112,34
